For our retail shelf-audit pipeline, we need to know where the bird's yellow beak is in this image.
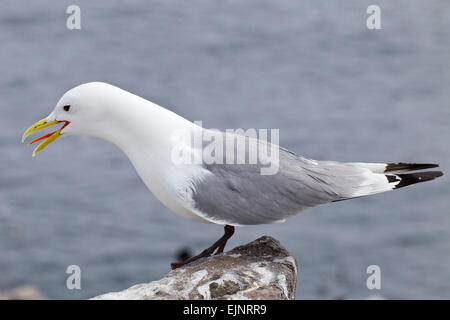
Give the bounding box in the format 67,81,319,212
22,118,70,157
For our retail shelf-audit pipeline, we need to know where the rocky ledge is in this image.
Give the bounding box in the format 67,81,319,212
92,236,298,300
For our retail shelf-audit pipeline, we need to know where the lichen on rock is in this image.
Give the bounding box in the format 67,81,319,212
92,236,298,300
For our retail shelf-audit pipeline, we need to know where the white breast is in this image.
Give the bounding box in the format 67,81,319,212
84,85,214,223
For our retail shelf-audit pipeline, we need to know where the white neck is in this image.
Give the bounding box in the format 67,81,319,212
87,89,203,212
86,89,189,164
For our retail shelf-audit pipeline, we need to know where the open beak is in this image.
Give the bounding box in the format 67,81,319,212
22,118,70,157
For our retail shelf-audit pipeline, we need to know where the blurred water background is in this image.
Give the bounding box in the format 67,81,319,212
0,0,449,299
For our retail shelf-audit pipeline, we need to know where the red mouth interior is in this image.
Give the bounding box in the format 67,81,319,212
28,121,70,145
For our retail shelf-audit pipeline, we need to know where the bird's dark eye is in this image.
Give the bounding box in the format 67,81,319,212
63,105,71,112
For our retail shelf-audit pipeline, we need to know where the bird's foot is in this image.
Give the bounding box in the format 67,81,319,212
171,225,235,270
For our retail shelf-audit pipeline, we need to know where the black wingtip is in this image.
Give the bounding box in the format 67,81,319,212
385,163,440,173
388,171,444,189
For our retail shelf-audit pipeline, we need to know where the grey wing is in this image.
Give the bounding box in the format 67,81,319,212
187,134,391,225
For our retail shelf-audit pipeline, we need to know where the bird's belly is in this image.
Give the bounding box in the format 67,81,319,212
124,143,212,224
137,169,211,224
151,184,211,223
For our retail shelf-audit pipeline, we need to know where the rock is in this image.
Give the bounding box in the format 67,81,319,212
92,236,298,300
0,285,47,300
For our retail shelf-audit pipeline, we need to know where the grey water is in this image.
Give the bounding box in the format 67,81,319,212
0,0,449,299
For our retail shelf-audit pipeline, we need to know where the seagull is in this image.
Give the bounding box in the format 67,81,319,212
22,82,443,269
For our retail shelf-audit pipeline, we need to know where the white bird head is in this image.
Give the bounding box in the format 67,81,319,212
22,82,129,156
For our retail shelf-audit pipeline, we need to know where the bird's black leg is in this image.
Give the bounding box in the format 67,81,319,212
171,225,235,270
214,225,235,254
